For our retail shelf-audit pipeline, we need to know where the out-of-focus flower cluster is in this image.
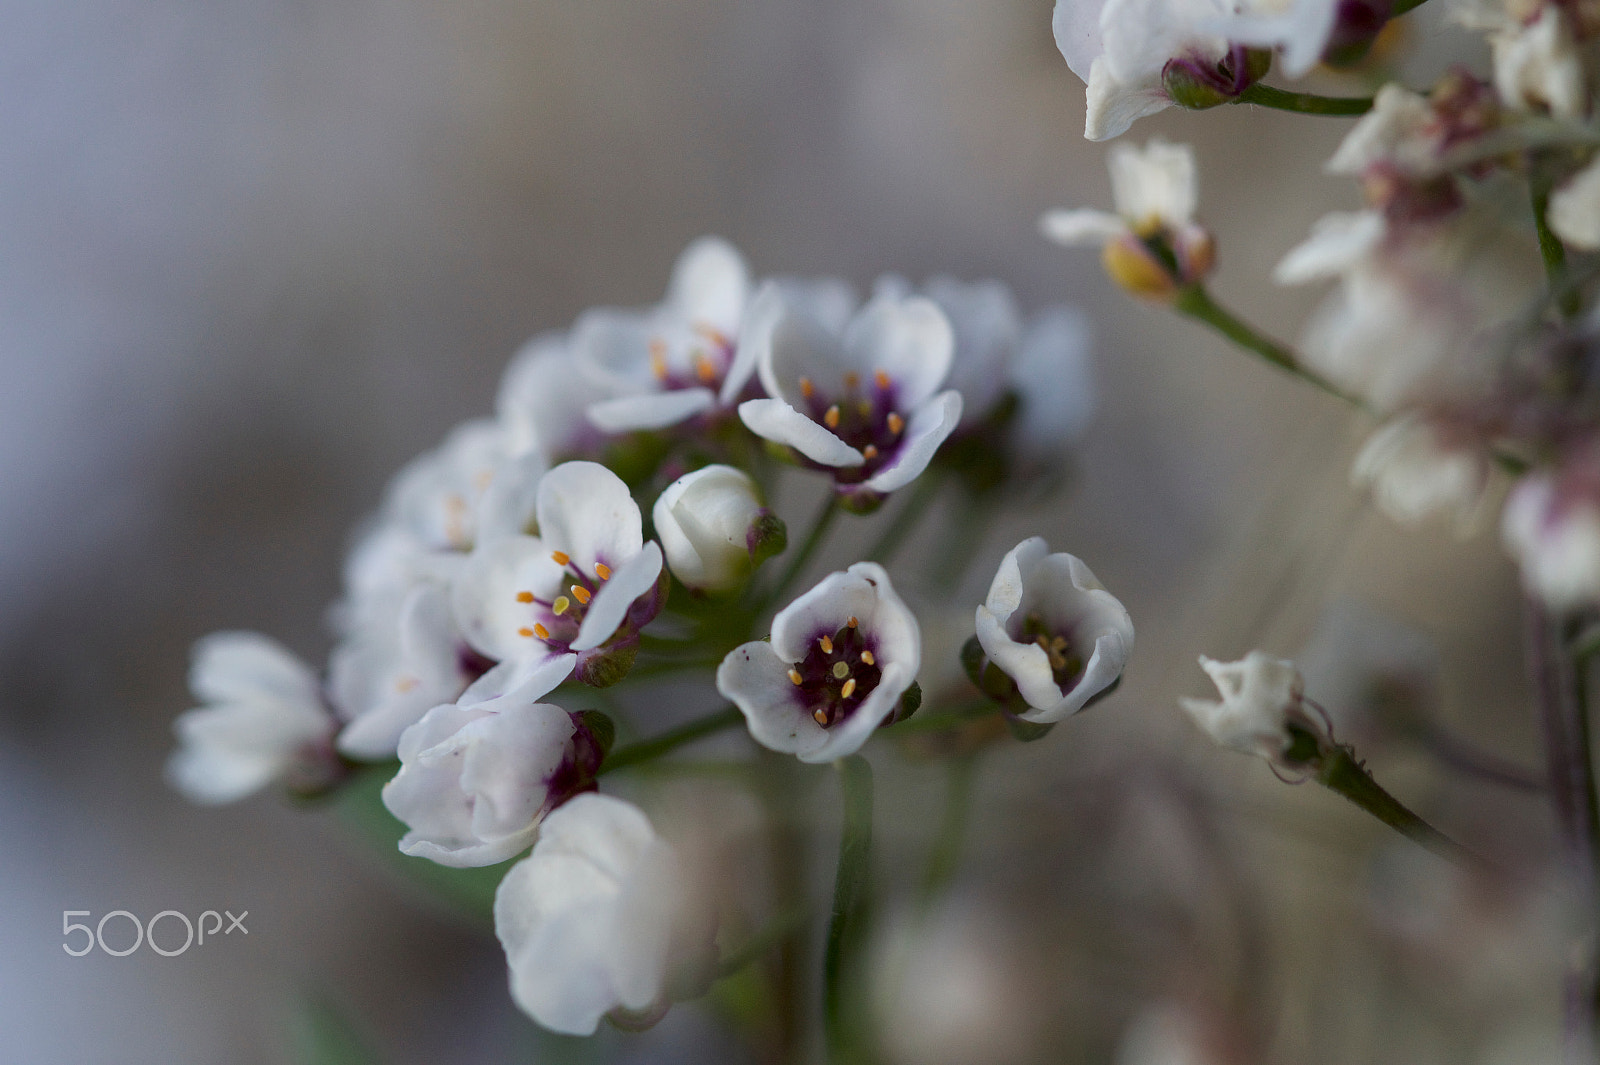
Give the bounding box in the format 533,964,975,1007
166,236,1127,1035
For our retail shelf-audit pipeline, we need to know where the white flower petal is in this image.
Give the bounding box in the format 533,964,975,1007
1108,137,1197,226
1084,56,1171,141
536,461,645,576
573,542,663,652
1041,208,1129,246
1054,0,1110,83
586,389,718,434
842,295,955,409
668,236,749,337
1550,155,1600,251
1273,210,1386,284
717,641,831,758
189,631,320,709
864,390,963,493
739,398,866,468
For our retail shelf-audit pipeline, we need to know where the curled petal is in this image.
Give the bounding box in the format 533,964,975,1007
739,398,865,468
573,542,664,652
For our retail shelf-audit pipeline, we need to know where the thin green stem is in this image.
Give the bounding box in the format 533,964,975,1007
600,706,744,774
1316,747,1474,865
1531,150,1583,319
1235,83,1373,116
915,755,978,919
824,755,874,1065
1173,285,1362,406
619,654,725,682
762,492,842,612
864,471,943,565
715,908,812,980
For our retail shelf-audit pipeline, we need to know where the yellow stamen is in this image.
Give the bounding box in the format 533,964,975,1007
595,562,612,580
649,340,669,380
873,369,890,389
847,616,858,628
860,650,875,666
551,551,571,566
844,371,860,389
533,623,551,640
571,585,592,605
552,596,571,616
824,405,841,429
518,626,535,638
832,662,850,679
820,635,834,654
788,668,804,686
841,678,857,699
695,354,718,383
813,708,830,725
516,590,535,603
800,377,815,399
862,444,878,460
887,412,905,435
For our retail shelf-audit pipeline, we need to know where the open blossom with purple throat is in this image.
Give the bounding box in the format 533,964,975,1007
452,461,666,693
718,562,920,762
738,292,962,512
973,538,1133,723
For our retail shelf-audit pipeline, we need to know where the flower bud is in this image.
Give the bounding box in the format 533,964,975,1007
654,465,780,595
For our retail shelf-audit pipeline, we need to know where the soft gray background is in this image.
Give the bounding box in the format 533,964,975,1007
0,1,1553,1062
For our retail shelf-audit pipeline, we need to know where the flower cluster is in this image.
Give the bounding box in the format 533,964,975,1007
166,236,1123,1035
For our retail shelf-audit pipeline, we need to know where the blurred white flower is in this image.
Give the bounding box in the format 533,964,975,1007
1179,651,1322,760
382,684,600,868
739,292,962,508
1503,466,1600,609
1488,6,1586,119
385,419,544,553
718,562,920,762
652,464,780,595
1549,154,1600,249
878,275,1023,428
498,332,620,462
452,460,665,695
1351,415,1490,533
1328,85,1439,178
494,793,714,1035
167,632,336,804
1010,307,1097,464
577,237,770,434
974,538,1133,723
1043,139,1213,298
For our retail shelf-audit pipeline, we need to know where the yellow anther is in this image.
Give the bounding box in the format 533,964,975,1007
887,412,905,435
860,650,875,666
571,585,592,605
533,623,551,640
788,668,804,686
695,354,718,383
824,405,841,429
832,662,850,679
518,626,535,638
847,616,858,628
649,340,669,380
841,678,858,699
552,596,571,616
695,323,730,348
594,562,612,580
516,590,535,603
844,371,860,389
820,635,834,654
551,551,571,566
800,377,815,399
873,369,890,389
862,444,878,460
813,708,830,726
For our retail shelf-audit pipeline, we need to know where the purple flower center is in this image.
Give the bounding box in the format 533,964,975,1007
789,619,885,728
511,553,614,652
796,370,909,481
1022,615,1085,692
650,324,736,393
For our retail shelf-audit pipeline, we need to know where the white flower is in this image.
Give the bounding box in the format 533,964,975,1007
1351,415,1489,533
452,461,665,693
1042,139,1213,298
738,291,962,507
652,464,779,595
498,332,619,462
167,632,335,804
381,681,600,867
330,583,483,760
1179,651,1321,760
1503,468,1600,609
1275,206,1540,411
494,793,714,1035
1010,308,1097,465
577,237,770,434
1550,154,1600,249
1490,6,1587,119
1214,0,1342,78
1326,85,1444,178
385,419,544,553
974,538,1134,723
718,562,920,762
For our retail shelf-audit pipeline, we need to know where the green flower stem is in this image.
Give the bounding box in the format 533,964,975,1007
620,654,726,682
761,492,842,613
1316,746,1474,865
864,471,944,565
825,755,875,1065
915,755,979,919
600,706,744,775
1530,150,1583,319
1173,285,1361,406
714,908,812,980
1235,83,1374,116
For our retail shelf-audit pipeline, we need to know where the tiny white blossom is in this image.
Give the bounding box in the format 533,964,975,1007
382,681,600,868
1351,415,1489,533
653,464,777,595
974,538,1134,723
738,292,962,507
494,793,715,1035
1550,154,1600,249
167,632,336,804
1179,651,1322,760
718,562,920,762
1326,85,1443,178
452,461,665,696
498,333,619,462
1503,467,1600,610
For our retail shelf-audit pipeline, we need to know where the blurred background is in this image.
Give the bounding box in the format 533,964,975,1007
0,0,1561,1061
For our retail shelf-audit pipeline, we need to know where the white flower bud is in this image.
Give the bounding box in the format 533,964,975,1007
1179,651,1324,762
653,465,776,595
